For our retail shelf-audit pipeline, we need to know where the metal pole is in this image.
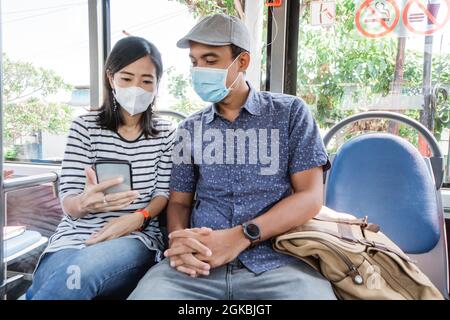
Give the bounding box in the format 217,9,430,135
0,0,6,299
268,1,288,93
284,0,299,96
88,0,108,109
102,0,111,59
421,35,434,131
265,6,273,92
447,135,450,184
244,0,264,89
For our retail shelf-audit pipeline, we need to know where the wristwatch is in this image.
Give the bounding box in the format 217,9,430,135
135,208,152,231
242,222,261,247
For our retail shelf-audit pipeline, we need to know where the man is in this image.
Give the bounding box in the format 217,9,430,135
129,13,336,300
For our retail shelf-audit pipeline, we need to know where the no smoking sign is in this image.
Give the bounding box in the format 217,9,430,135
355,0,450,38
355,0,401,38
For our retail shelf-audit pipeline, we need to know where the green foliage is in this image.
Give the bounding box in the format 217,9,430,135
166,66,204,116
402,52,450,140
398,111,420,147
297,0,398,128
166,66,190,101
4,98,73,137
3,54,71,103
171,0,237,17
4,146,19,159
2,54,74,158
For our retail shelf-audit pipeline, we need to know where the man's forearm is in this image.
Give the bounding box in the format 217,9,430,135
252,189,322,242
167,201,191,234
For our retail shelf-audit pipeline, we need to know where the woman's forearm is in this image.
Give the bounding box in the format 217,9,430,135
62,193,89,219
144,195,168,217
64,193,168,220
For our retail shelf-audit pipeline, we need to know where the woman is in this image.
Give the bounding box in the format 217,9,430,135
27,36,175,300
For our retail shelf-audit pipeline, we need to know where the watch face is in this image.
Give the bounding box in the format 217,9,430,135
245,223,260,239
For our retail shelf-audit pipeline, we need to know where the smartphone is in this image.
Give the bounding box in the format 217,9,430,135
93,159,133,194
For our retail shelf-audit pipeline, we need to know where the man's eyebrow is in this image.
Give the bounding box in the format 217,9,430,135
201,52,220,59
189,52,221,60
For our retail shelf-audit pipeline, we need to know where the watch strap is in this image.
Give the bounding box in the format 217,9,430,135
242,222,261,247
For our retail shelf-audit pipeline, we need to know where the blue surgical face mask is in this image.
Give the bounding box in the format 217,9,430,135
191,55,242,103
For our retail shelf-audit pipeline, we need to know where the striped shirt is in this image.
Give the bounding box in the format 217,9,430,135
43,111,176,261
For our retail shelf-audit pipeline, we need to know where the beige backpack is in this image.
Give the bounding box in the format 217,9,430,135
273,206,443,300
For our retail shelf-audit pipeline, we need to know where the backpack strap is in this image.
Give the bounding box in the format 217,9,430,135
296,223,359,244
313,216,369,226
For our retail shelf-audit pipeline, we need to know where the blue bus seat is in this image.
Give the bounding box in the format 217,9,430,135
326,133,440,253
323,112,449,299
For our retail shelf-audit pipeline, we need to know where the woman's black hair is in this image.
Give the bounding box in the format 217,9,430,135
97,36,163,137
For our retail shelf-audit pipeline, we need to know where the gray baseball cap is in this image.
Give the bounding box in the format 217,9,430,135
176,13,251,52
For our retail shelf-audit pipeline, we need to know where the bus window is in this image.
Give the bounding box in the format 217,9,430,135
295,0,450,185
1,0,90,165
1,0,449,302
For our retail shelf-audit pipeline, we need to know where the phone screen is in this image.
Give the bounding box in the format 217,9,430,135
94,160,133,194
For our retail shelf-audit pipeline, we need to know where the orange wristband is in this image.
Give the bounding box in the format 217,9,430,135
135,208,151,231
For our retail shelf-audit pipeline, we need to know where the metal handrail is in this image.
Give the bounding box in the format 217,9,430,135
323,111,444,189
2,172,59,192
0,108,186,295
323,111,442,157
155,109,188,121
0,171,60,297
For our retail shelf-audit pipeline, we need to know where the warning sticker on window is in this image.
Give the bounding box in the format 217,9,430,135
354,0,449,38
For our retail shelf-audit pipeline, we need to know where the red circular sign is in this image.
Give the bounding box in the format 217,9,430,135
403,0,450,35
355,0,401,38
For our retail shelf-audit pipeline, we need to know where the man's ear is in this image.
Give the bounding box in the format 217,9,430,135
238,52,251,73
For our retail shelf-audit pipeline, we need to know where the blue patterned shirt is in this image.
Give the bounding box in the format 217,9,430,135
169,82,331,274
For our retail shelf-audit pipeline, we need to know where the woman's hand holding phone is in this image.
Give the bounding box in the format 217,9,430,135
79,166,139,214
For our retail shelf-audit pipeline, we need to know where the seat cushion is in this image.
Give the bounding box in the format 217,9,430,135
325,133,440,253
5,230,43,258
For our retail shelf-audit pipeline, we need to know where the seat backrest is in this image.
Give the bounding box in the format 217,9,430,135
325,133,440,254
